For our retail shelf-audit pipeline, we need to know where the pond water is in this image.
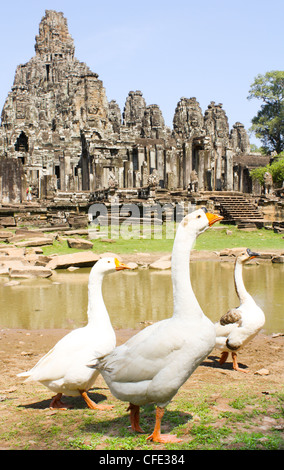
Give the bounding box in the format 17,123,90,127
0,261,283,334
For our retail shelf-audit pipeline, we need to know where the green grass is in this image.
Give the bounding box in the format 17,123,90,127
1,353,284,450
233,431,284,450
12,386,282,450
39,223,284,256
1,222,282,257
195,224,284,251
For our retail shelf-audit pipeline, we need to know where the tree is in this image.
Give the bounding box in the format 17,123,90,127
248,71,284,154
250,144,266,154
250,152,284,188
269,153,284,187
250,166,268,186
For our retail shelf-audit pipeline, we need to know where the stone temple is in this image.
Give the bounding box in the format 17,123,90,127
0,10,270,206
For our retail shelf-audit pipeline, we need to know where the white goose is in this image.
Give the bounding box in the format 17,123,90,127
17,257,130,409
89,208,223,443
215,249,265,372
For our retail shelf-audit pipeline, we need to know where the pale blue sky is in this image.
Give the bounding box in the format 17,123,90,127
0,0,283,146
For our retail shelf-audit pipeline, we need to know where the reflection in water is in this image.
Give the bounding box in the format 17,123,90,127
0,262,283,334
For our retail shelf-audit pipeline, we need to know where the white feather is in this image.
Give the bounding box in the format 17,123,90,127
94,209,219,409
17,257,121,397
215,251,265,357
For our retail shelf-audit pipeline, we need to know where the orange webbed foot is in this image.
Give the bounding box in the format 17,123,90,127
147,433,182,443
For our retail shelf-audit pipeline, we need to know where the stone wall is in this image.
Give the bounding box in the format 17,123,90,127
0,9,261,204
0,158,26,203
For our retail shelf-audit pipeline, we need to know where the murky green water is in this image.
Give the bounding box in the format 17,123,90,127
0,261,283,334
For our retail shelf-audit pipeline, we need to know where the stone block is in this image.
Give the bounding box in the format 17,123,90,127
272,256,284,263
15,237,54,247
9,266,53,278
67,238,93,249
0,217,16,227
46,251,100,269
149,259,171,270
0,230,14,239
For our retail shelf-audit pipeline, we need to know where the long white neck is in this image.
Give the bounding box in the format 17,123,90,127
171,226,203,318
86,270,112,328
234,260,252,304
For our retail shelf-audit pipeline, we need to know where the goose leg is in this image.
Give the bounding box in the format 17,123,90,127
79,390,114,410
232,353,248,373
127,403,144,433
50,393,71,410
147,406,182,443
219,351,229,365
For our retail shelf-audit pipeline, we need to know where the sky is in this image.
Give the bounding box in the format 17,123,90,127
0,0,283,146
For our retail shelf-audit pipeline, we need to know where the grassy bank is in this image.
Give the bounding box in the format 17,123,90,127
41,223,284,256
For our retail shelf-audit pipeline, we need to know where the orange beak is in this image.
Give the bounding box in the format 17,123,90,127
114,258,131,271
205,212,224,226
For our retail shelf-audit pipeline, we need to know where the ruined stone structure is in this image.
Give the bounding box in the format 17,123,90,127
0,10,263,204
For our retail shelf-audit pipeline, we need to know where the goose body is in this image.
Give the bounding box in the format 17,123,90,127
91,208,223,442
215,249,265,372
17,257,130,409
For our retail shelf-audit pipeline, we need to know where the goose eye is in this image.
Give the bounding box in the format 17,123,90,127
197,215,201,218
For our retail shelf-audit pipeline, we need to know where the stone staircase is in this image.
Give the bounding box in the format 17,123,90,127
211,194,264,224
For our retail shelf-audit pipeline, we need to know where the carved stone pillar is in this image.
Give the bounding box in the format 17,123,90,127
215,144,222,190
225,148,233,191
197,150,204,191
156,145,165,187
183,142,192,189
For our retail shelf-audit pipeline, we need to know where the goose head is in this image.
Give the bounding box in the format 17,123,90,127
179,207,223,236
237,248,260,264
90,257,131,277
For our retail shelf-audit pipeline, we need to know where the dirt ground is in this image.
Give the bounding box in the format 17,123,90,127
0,326,283,450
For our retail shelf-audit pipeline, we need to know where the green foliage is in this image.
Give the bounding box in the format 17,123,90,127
250,144,267,154
270,153,284,186
248,71,284,103
250,166,269,185
248,71,284,154
250,152,284,188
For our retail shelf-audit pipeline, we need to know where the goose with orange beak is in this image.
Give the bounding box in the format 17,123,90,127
215,248,265,372
89,208,223,443
17,257,130,410
115,258,131,271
